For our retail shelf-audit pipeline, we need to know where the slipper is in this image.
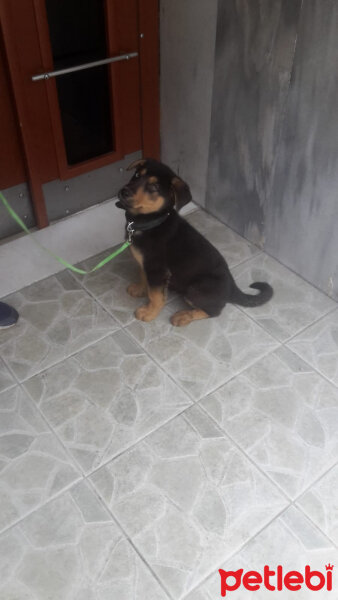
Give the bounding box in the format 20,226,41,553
0,302,19,328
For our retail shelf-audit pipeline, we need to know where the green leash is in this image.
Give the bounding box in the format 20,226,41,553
0,191,130,275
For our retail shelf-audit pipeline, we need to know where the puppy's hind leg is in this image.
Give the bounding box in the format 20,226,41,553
170,278,226,327
171,308,209,327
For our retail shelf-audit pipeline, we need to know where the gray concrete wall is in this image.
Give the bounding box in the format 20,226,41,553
206,0,338,299
265,0,338,299
160,0,218,206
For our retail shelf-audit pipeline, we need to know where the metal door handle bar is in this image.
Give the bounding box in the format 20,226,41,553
32,52,138,81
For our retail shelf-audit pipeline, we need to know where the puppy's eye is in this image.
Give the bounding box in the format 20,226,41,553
147,183,159,193
134,171,141,179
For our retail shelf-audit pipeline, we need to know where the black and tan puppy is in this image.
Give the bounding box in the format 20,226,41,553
116,158,273,326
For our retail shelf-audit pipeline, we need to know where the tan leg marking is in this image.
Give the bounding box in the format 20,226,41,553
135,286,165,322
170,309,209,327
130,245,166,321
127,269,147,297
128,246,147,297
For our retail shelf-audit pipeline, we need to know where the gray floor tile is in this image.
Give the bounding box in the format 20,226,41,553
2,207,337,600
0,386,80,533
288,308,338,387
90,405,286,598
126,299,278,400
0,358,15,393
74,245,139,287
201,346,338,499
0,272,119,381
232,254,336,341
297,463,338,545
24,330,191,474
74,248,140,326
186,210,260,267
0,480,168,600
74,246,176,325
183,506,337,599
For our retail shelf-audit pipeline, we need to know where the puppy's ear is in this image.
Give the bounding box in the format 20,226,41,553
126,158,147,171
171,176,192,211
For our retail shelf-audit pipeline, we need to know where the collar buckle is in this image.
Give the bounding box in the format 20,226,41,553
126,221,135,242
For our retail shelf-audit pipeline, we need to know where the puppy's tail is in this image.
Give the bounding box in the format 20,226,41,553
230,282,273,307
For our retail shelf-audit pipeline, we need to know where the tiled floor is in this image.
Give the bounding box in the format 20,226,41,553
0,209,338,599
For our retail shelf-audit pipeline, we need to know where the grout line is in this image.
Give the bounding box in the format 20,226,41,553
2,231,337,470
1,326,119,386
119,318,201,402
197,401,291,503
185,499,338,599
0,357,18,393
2,270,195,489
0,210,337,599
19,327,194,481
2,375,191,542
82,401,192,478
86,460,290,600
0,381,16,395
120,303,281,404
14,285,292,550
3,259,283,404
0,469,84,538
283,303,338,345
4,218,335,390
0,271,123,384
181,504,292,599
121,291,338,397
1,383,86,536
0,470,174,600
0,348,22,386
85,476,174,600
197,364,338,508
72,267,178,328
67,269,136,325
284,501,338,552
228,249,263,270
293,502,338,551
2,272,336,416
193,342,280,401
21,378,89,474
196,385,338,551
293,458,338,507
282,336,338,391
234,293,337,348
6,315,288,596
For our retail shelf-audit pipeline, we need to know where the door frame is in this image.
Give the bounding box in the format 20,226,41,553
0,0,160,228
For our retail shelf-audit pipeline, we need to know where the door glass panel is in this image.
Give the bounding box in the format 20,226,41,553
45,0,114,165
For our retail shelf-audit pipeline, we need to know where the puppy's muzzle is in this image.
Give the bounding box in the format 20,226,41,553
116,186,134,209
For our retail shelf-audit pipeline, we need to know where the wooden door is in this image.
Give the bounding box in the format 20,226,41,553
0,0,159,228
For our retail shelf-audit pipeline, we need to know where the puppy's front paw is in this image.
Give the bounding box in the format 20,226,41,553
135,304,157,322
127,283,147,298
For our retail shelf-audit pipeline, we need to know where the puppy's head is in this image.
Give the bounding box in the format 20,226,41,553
116,158,192,215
